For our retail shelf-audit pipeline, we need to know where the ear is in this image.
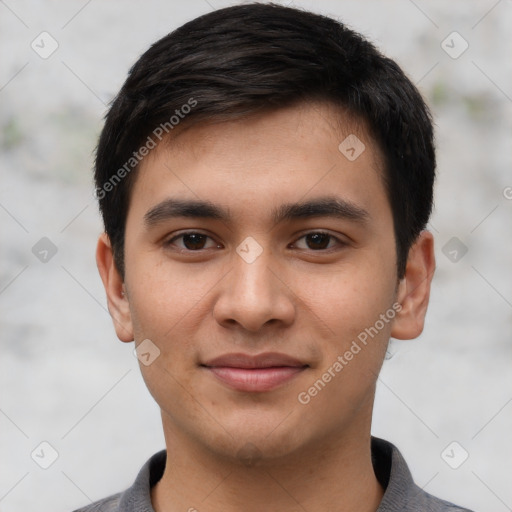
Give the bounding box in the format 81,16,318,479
391,230,435,340
96,233,134,342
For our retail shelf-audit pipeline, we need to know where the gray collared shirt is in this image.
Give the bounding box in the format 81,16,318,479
72,437,474,511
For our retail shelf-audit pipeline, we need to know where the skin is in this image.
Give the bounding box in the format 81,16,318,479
97,101,435,512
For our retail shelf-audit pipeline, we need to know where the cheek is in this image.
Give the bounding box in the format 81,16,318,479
125,255,198,336
297,254,398,412
125,264,204,412
296,276,396,422
300,258,396,340
125,258,223,374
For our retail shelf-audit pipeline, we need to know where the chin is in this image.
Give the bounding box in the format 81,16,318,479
201,417,310,466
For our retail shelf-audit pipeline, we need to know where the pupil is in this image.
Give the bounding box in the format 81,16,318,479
184,234,206,250
307,233,329,250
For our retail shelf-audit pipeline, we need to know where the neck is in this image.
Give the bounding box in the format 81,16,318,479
151,415,383,512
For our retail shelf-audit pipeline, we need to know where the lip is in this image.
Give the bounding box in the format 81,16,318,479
202,352,308,392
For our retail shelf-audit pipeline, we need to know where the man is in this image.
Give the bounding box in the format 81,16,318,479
77,3,474,511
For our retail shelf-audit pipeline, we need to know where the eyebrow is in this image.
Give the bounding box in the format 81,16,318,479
143,196,370,228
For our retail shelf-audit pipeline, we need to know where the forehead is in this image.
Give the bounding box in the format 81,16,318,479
164,101,382,169
128,102,389,224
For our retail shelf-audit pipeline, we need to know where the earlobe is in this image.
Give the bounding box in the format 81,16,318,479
391,231,435,340
96,233,134,342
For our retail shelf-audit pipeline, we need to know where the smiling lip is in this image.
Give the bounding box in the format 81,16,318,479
202,352,308,392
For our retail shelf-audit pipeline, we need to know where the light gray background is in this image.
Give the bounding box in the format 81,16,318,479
1,1,511,511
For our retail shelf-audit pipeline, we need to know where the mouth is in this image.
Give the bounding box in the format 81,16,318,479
201,352,309,392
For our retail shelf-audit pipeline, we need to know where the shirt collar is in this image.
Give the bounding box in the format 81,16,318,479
117,437,425,512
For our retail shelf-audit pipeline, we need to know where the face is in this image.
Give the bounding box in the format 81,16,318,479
98,101,434,463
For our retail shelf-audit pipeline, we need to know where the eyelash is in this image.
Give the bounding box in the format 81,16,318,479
164,231,347,253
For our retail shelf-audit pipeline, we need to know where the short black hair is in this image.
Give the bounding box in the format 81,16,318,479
95,2,435,278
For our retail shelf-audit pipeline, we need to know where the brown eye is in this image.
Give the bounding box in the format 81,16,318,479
181,233,208,250
167,232,218,251
304,233,331,250
292,231,346,252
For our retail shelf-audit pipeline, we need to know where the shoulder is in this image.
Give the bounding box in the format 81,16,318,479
411,490,475,512
71,492,122,512
70,450,166,512
371,437,475,512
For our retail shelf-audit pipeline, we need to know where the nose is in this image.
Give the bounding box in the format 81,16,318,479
212,247,295,333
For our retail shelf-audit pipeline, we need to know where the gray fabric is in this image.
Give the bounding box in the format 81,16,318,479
72,437,474,511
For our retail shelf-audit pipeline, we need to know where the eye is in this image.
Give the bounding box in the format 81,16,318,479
166,232,220,251
165,231,345,253
292,231,345,251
